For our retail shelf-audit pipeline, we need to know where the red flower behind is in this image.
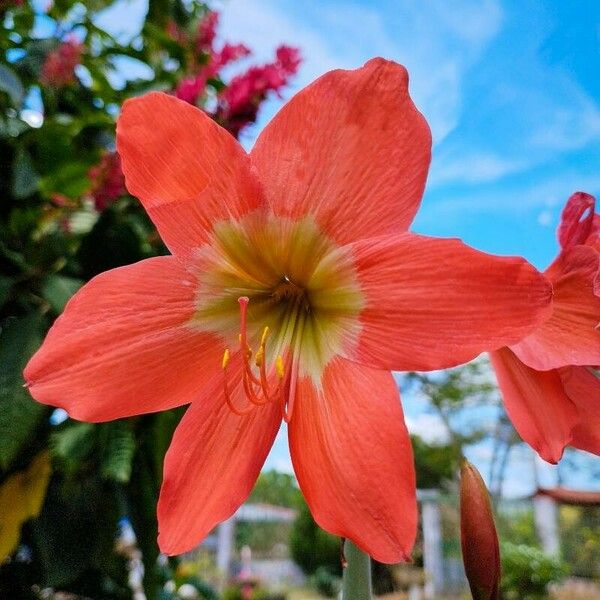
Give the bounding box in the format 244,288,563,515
217,45,301,136
490,192,600,463
24,59,552,562
40,39,83,88
88,152,126,211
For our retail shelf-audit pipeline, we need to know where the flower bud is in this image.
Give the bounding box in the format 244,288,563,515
460,460,501,600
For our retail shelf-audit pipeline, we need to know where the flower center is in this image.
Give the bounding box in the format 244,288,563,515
188,212,365,419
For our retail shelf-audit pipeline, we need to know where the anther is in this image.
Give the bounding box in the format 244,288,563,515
222,349,230,369
222,296,288,416
275,356,285,379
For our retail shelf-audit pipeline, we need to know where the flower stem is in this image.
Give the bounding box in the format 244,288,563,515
342,540,372,600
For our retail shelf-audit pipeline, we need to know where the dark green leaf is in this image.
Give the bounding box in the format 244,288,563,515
99,421,136,483
41,274,83,313
0,314,47,471
12,147,39,199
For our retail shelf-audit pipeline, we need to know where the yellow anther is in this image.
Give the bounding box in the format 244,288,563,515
255,347,264,367
275,355,285,379
238,333,242,343
222,349,230,369
260,326,270,346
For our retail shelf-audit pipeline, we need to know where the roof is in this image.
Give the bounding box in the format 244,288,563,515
534,487,600,506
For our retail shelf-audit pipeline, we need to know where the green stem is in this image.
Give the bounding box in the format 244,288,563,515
342,540,372,600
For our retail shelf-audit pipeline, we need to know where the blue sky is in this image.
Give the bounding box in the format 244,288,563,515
93,0,600,495
215,0,600,270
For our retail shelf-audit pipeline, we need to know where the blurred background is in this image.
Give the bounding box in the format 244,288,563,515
0,0,599,599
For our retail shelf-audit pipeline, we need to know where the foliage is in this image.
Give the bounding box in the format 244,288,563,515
0,452,50,562
500,542,568,600
221,586,285,600
310,565,341,597
559,505,600,579
410,434,458,489
235,470,302,554
248,470,302,508
0,0,299,596
289,500,342,577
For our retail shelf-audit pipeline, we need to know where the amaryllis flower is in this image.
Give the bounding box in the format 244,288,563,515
24,59,552,562
490,192,600,463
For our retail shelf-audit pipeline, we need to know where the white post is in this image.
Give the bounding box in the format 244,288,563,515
419,490,444,599
216,516,236,588
533,495,560,555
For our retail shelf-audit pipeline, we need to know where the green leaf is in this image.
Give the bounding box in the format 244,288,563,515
99,421,136,483
0,275,14,309
12,147,40,199
0,314,48,471
41,274,83,313
50,421,95,475
0,64,25,107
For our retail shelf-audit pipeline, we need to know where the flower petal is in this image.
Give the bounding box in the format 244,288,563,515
288,358,416,563
512,245,600,370
559,366,600,456
24,257,221,422
557,192,596,251
157,371,281,555
350,233,552,372
116,92,264,258
490,348,578,463
250,58,431,245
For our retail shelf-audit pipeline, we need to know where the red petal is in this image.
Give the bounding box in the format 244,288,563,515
251,58,431,245
24,257,221,421
512,245,600,370
116,92,264,258
157,369,281,554
351,233,552,371
559,366,600,455
490,348,578,463
288,358,416,563
557,192,596,251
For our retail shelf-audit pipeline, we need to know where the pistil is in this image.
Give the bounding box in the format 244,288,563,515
222,296,286,416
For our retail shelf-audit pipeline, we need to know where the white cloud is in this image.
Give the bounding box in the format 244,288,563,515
216,0,503,144
420,170,600,221
529,89,600,151
428,151,525,186
537,210,553,227
405,413,450,444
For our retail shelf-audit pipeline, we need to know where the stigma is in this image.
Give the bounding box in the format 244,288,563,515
222,297,286,417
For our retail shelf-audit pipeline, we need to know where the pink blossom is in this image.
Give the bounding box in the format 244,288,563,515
196,11,218,53
88,152,126,211
40,40,83,88
217,45,301,136
174,74,207,105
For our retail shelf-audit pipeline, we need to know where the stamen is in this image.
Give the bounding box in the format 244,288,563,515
222,296,289,415
283,313,305,423
222,349,253,416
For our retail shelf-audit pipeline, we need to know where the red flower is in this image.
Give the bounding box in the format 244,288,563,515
40,39,83,88
217,45,301,136
490,192,600,463
196,10,218,53
460,461,501,600
24,59,551,562
88,152,126,211
174,74,208,105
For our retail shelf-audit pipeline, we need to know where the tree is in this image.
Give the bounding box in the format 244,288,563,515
0,1,299,597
